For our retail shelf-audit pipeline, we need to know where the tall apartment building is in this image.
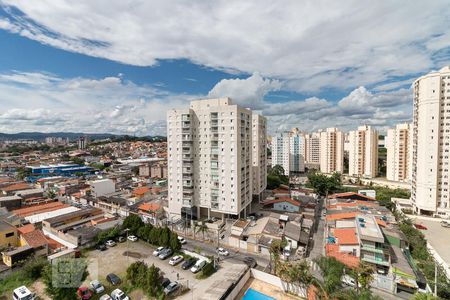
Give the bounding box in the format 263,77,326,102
412,66,450,217
319,128,344,174
348,125,379,178
167,98,266,219
78,136,88,150
252,114,267,201
305,132,321,169
386,123,412,182
272,131,305,175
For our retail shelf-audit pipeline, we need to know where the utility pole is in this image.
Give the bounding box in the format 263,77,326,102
434,261,438,297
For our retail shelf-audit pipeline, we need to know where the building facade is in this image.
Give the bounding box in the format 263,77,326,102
305,132,321,169
348,125,379,178
272,131,305,175
319,127,344,174
412,66,450,217
252,114,267,200
167,98,266,219
386,123,412,182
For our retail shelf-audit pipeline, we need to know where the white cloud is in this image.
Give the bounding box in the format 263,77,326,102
0,1,449,91
208,72,281,109
0,71,414,136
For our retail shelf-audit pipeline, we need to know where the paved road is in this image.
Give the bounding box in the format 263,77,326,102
182,235,270,268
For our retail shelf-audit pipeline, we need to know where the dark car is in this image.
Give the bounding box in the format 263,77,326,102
181,258,197,270
243,257,257,268
106,273,121,286
161,277,171,288
96,244,107,251
116,236,126,243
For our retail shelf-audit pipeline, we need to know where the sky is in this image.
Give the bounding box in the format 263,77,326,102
0,1,449,136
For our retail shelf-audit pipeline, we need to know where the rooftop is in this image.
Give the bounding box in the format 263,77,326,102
355,214,384,243
334,228,359,245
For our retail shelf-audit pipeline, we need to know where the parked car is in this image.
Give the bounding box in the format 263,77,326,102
111,288,129,300
13,286,36,300
106,273,122,286
99,295,112,300
177,236,187,244
190,260,206,273
164,282,180,295
161,277,171,288
105,240,116,247
181,258,197,270
89,280,105,294
153,246,165,256
414,224,428,230
77,286,92,300
243,257,257,268
96,243,107,251
159,248,173,260
116,236,126,243
441,220,450,228
217,247,229,256
128,235,138,242
169,255,184,266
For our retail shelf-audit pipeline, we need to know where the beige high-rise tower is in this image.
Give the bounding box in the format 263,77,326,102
348,125,379,178
305,132,321,169
167,98,266,219
386,123,412,182
319,128,344,174
412,66,450,217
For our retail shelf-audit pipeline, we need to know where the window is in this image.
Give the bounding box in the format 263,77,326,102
5,232,14,238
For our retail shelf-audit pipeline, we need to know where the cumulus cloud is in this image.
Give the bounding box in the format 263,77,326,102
0,1,449,91
208,72,281,108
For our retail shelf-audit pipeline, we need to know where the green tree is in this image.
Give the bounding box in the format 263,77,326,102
350,262,375,293
122,214,144,235
169,232,181,251
159,226,171,247
412,293,440,300
314,256,345,298
132,166,140,176
269,238,287,275
269,165,286,177
16,167,31,180
307,171,342,196
70,157,85,165
145,264,161,296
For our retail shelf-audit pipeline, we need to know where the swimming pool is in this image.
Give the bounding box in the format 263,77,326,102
242,288,275,300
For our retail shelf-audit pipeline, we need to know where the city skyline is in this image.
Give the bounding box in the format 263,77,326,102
0,2,450,136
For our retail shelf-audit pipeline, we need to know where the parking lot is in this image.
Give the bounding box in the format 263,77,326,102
84,240,239,299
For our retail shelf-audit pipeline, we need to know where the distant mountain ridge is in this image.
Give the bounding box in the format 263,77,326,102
0,132,165,141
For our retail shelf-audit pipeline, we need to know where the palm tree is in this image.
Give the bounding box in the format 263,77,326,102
350,262,375,293
196,221,209,240
280,260,314,297
193,222,199,240
269,239,286,275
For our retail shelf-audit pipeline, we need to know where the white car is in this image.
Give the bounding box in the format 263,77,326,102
169,255,184,266
128,235,138,242
217,247,229,256
153,246,165,256
341,275,359,287
105,240,116,247
177,236,187,244
99,295,112,300
111,288,129,300
89,280,105,294
13,286,36,300
191,260,206,273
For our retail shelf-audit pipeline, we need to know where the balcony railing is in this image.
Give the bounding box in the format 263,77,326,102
361,244,388,254
361,256,390,267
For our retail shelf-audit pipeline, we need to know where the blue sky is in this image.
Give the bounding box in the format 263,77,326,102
0,1,449,135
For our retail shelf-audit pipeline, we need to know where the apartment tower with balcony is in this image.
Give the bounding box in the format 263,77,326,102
319,127,344,174
386,123,412,182
167,98,266,219
305,132,321,170
412,66,450,217
272,131,305,175
348,125,379,178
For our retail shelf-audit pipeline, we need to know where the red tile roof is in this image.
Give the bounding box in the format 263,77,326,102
138,202,161,212
334,228,358,245
376,219,387,227
22,229,48,249
17,224,35,234
326,211,358,221
329,192,376,201
326,244,360,268
272,188,289,194
12,201,68,217
1,182,31,192
133,186,150,196
263,197,300,207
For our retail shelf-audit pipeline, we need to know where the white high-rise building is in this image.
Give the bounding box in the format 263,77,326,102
319,128,344,174
348,125,378,178
412,66,450,217
272,131,305,175
386,123,412,182
167,98,266,219
305,132,321,169
252,114,267,201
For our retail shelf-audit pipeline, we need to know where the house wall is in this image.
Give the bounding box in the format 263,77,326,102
339,244,360,257
0,227,18,248
274,202,299,213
